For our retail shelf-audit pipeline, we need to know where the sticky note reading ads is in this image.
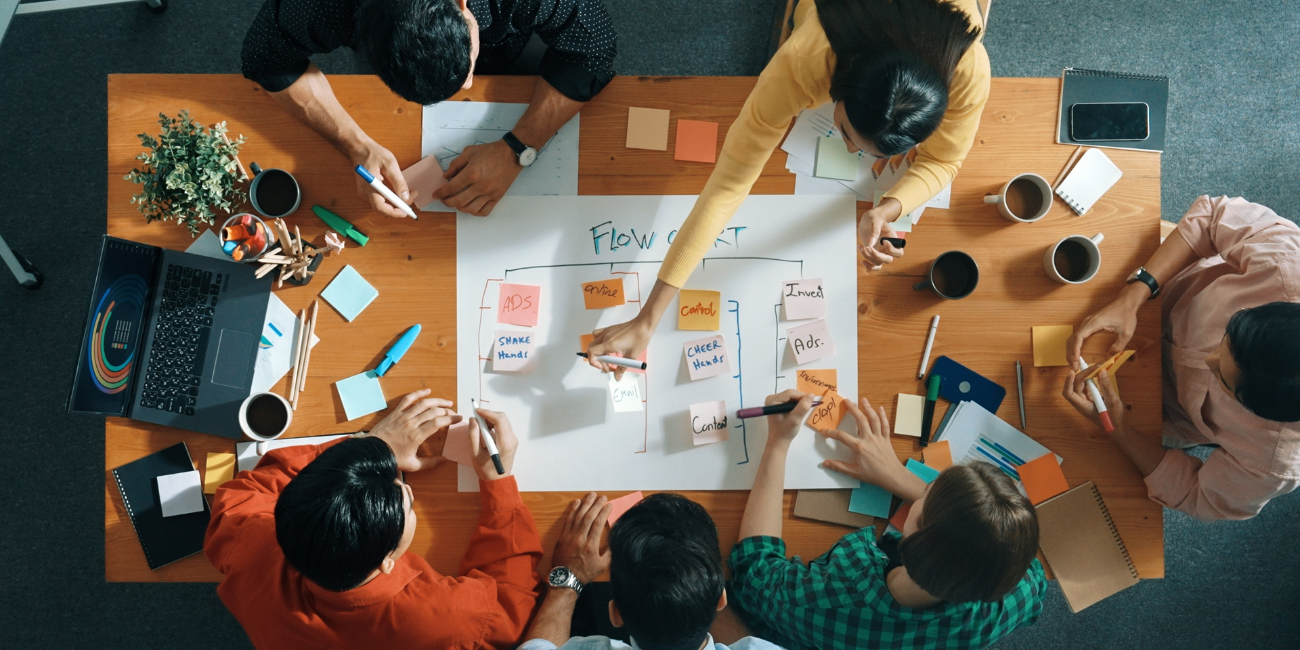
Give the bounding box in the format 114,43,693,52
678,289,721,330
787,319,835,365
497,283,540,327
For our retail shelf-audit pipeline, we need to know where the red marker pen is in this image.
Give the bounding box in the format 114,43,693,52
1085,378,1115,433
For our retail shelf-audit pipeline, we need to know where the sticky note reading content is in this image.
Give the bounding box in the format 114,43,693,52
783,278,826,321
606,491,644,526
1032,325,1074,367
497,283,541,327
335,371,387,421
1018,453,1070,505
674,119,719,163
609,374,644,412
924,440,953,471
690,400,729,445
814,135,860,181
678,289,721,330
894,394,925,437
806,392,849,430
796,369,838,395
626,107,670,150
492,331,535,372
204,452,236,494
684,335,731,381
582,278,626,309
157,471,204,518
321,265,379,322
580,333,646,375
787,319,835,365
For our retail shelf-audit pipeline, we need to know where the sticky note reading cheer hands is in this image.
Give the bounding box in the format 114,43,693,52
497,283,541,327
678,289,721,330
582,278,626,309
684,335,731,381
787,319,835,365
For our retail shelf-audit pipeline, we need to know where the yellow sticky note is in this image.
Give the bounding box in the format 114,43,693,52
894,394,925,437
582,278,626,309
204,452,236,494
806,392,850,430
678,289,721,331
1032,325,1074,367
1086,349,1135,393
626,107,670,151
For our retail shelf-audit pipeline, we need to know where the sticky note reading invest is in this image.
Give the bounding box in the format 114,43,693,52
814,135,859,181
204,453,236,494
442,420,476,466
609,374,644,412
157,471,204,518
796,369,838,395
684,335,731,381
678,289,721,330
924,440,953,471
806,392,849,430
690,400,729,445
674,119,719,163
626,107,670,150
335,371,387,421
606,491,644,526
582,278,626,309
497,283,541,327
321,265,379,322
1018,453,1070,505
492,331,535,372
782,278,826,321
580,333,646,374
849,481,893,518
1032,325,1074,367
787,319,835,365
894,394,925,437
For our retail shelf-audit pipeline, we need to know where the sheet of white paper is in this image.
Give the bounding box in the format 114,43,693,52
251,293,320,395
785,153,814,175
421,101,578,212
780,103,838,165
925,183,952,209
935,401,1063,469
235,434,350,473
794,172,857,196
157,471,204,517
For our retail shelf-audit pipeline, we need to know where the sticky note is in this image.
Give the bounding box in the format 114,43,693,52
894,394,925,437
157,471,204,517
204,453,236,494
1018,453,1070,505
678,289,721,330
1086,350,1135,379
626,107,670,150
442,419,475,466
1032,325,1074,367
606,491,644,526
401,154,448,208
848,481,893,517
497,283,541,327
684,335,731,381
491,331,535,372
690,400,729,445
787,319,835,365
889,501,912,531
335,371,387,421
814,135,859,181
906,458,941,483
782,278,826,321
580,334,647,375
321,265,379,322
582,278,626,309
924,440,953,471
796,369,838,395
609,374,644,412
806,392,850,430
674,119,719,163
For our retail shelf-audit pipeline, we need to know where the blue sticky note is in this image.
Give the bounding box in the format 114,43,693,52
848,481,893,518
907,458,941,484
321,265,379,322
335,371,387,421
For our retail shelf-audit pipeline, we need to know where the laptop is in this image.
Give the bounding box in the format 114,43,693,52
69,236,272,439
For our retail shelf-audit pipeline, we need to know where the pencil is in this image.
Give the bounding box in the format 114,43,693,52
918,315,940,379
1016,360,1026,430
1053,145,1086,189
297,300,319,395
289,308,306,408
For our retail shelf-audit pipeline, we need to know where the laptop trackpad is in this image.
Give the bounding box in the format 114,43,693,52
211,329,256,390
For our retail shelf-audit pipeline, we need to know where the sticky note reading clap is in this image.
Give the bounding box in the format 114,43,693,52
788,319,835,365
497,283,541,327
321,265,379,322
814,135,860,181
675,119,719,163
609,374,644,412
678,289,721,330
894,394,925,437
806,392,849,430
157,471,204,518
335,372,387,421
1032,326,1074,367
204,453,236,494
783,278,826,320
1018,453,1070,505
606,491,644,526
582,279,625,309
626,107,670,150
684,335,731,381
492,331,535,372
690,401,729,445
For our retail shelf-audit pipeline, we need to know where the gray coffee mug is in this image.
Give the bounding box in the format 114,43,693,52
248,162,302,218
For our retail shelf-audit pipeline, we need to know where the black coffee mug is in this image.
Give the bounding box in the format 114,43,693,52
914,251,979,300
248,162,302,218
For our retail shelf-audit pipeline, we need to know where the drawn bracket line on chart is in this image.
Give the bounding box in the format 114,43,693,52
476,278,505,403
730,299,749,465
613,270,649,454
772,303,786,395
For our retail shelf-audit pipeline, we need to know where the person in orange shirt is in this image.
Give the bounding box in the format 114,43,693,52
205,389,543,649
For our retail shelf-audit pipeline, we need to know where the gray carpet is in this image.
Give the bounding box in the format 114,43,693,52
1,0,1297,648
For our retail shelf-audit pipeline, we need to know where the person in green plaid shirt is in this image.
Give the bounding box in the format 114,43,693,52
720,390,1047,650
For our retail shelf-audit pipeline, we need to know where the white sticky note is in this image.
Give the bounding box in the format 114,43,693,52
491,330,536,372
787,319,835,365
894,394,925,437
684,335,731,381
156,470,204,518
610,374,644,412
690,401,729,445
782,278,826,320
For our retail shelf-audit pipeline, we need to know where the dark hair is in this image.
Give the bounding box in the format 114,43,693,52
899,463,1038,603
275,437,405,591
609,494,724,650
1225,301,1300,422
818,0,981,155
355,0,472,105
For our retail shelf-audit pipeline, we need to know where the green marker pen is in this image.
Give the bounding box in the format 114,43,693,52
920,374,941,447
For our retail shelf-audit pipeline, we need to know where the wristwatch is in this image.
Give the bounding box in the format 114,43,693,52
548,566,584,595
1126,266,1160,298
502,132,537,168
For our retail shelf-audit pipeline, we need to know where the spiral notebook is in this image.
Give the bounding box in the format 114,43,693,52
1055,148,1123,215
1035,481,1139,612
111,442,210,570
1057,67,1168,152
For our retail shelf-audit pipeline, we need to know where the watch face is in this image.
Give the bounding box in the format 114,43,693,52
548,566,571,586
519,148,537,167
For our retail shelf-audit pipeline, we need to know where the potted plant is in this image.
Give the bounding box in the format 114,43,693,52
125,110,249,236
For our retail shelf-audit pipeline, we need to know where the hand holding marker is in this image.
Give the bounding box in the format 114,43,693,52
470,398,505,475
1078,358,1115,433
354,165,419,220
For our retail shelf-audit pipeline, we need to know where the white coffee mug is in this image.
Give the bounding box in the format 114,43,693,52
239,392,293,455
984,173,1053,223
1044,233,1105,284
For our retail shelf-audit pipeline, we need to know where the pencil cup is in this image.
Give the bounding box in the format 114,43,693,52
239,392,293,455
219,213,271,263
985,173,1052,223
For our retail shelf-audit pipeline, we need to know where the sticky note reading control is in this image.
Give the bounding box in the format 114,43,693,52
787,319,835,365
690,400,729,445
782,278,826,321
492,331,535,372
684,335,730,381
678,289,721,330
582,278,626,309
497,283,541,327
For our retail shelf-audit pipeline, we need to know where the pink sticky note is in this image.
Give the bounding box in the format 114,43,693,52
442,420,475,466
497,283,540,327
606,491,644,526
401,155,448,209
787,319,835,365
492,330,536,372
684,335,731,381
782,278,826,320
690,401,729,445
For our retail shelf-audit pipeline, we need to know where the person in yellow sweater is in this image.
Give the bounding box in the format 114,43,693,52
586,0,990,372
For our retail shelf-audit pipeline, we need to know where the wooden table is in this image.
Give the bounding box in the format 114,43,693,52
106,74,1162,582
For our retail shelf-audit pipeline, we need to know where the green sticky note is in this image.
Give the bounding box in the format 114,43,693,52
321,265,379,322
814,135,860,181
848,481,893,517
335,371,387,421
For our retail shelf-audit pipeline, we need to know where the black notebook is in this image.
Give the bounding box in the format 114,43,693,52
111,442,210,570
1057,67,1168,152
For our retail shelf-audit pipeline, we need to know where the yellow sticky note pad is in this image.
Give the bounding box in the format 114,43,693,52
894,394,925,437
1032,325,1074,367
678,290,721,331
204,452,236,494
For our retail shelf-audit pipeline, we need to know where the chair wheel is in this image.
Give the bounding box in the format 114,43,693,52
146,0,168,14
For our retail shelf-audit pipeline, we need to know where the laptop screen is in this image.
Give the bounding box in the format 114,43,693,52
68,237,158,415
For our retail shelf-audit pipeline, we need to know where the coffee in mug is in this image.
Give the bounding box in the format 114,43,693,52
239,392,293,453
248,162,302,218
1043,233,1105,284
985,173,1053,223
914,251,979,300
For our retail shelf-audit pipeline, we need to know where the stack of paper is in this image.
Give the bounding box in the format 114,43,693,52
933,401,1063,489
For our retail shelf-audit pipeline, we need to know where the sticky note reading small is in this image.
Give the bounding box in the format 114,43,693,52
157,470,204,518
894,394,925,437
321,265,379,322
335,371,387,421
580,334,647,375
1018,453,1070,505
582,278,626,309
492,331,535,372
848,481,893,517
204,453,236,495
609,374,644,412
806,392,849,430
497,283,541,327
782,278,826,321
674,119,719,163
796,369,838,395
787,319,835,365
690,400,729,445
678,289,721,330
814,135,859,181
906,458,941,483
684,335,731,381
442,420,476,466
924,440,953,471
606,491,644,526
1032,325,1074,367
626,107,670,150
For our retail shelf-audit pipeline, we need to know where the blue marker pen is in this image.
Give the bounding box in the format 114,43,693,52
354,165,418,220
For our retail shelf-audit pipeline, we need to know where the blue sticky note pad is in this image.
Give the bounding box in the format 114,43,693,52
906,458,941,484
930,356,1006,414
335,371,387,421
848,481,893,518
321,265,379,322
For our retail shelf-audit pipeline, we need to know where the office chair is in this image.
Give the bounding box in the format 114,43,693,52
2,0,165,46
0,232,42,289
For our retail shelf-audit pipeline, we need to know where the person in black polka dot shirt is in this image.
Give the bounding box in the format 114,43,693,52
242,0,617,217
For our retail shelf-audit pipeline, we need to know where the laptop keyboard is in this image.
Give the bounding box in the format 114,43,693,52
139,264,222,416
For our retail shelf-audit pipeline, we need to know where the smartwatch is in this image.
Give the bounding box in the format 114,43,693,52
502,132,537,168
1126,266,1160,298
548,566,584,595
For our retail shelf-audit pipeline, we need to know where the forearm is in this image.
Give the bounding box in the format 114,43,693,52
522,588,578,647
870,197,904,223
1141,226,1199,287
634,279,678,328
511,79,584,150
1108,425,1165,476
738,441,790,540
269,63,372,161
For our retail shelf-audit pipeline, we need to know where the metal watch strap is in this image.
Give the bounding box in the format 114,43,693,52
1130,267,1160,298
502,131,527,156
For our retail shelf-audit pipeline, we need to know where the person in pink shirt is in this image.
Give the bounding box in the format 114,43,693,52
1062,195,1300,521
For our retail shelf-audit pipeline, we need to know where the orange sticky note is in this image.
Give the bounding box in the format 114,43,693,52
924,440,953,471
796,369,838,395
1032,325,1074,367
606,491,644,526
1018,453,1069,505
626,107,670,150
806,392,850,430
580,334,646,374
1085,349,1135,393
582,278,626,309
204,452,236,495
497,283,540,327
678,289,721,330
674,119,719,163
889,501,912,531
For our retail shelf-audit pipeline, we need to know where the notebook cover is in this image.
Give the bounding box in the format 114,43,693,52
1057,68,1168,152
110,442,210,570
794,489,875,528
1055,148,1123,215
930,356,1006,414
1035,481,1139,612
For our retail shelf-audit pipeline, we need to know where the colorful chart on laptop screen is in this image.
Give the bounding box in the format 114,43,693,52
87,274,148,393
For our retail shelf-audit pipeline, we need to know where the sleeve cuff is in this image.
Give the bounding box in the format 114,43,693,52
243,59,311,93
729,535,787,570
1174,195,1219,259
539,50,612,102
479,474,526,511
